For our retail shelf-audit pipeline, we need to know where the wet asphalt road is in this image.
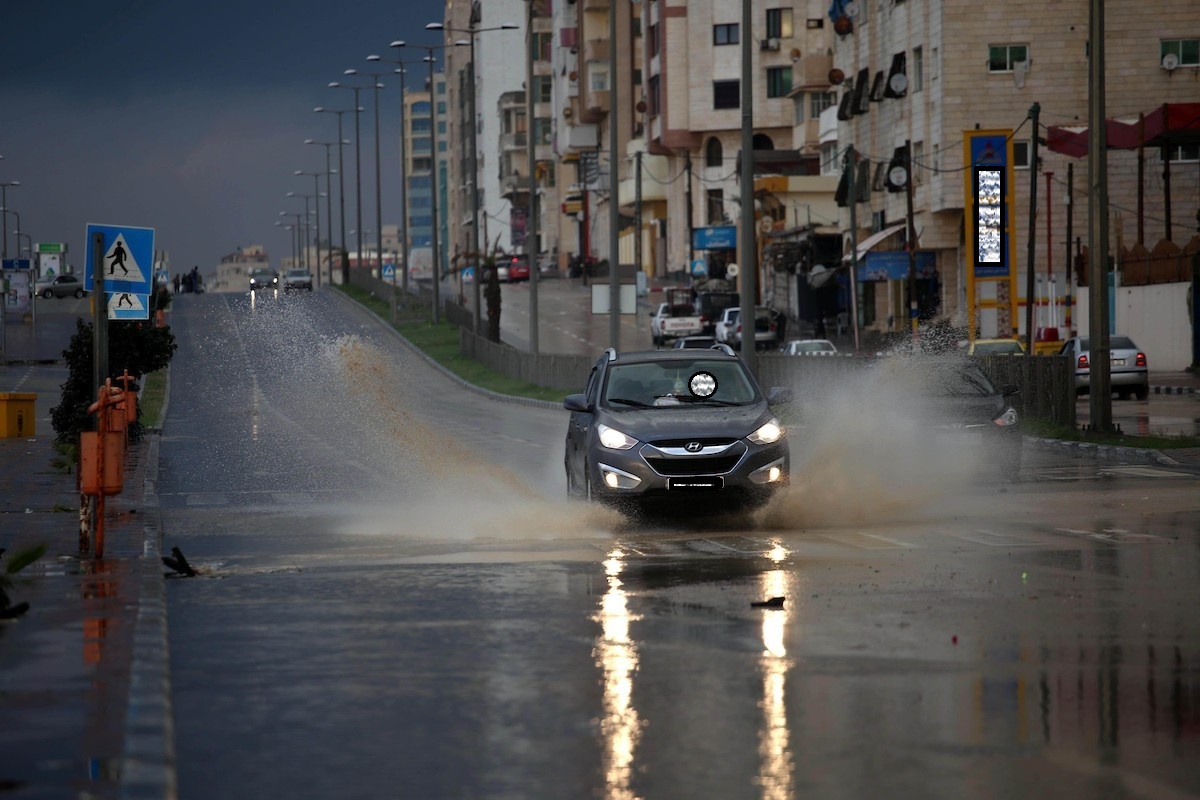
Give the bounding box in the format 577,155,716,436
158,289,1200,799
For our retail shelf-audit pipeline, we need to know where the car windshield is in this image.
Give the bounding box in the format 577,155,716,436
1077,336,1135,350
924,362,998,397
286,269,308,277
604,359,758,407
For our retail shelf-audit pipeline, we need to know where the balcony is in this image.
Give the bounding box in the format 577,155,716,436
793,52,834,90
584,37,609,64
500,131,528,152
581,90,610,123
582,0,609,10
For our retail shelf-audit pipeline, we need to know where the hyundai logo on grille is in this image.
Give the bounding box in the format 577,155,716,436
685,441,704,453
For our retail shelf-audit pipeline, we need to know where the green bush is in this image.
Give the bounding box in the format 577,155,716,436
51,318,177,446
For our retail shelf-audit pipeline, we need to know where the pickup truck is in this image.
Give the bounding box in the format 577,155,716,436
651,288,703,346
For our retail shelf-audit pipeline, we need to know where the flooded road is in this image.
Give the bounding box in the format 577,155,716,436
159,291,1200,799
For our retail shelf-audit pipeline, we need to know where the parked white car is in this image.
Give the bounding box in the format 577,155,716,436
783,339,838,356
714,307,740,345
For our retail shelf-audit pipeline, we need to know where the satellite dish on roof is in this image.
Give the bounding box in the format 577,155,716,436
726,263,740,278
1161,53,1180,71
888,73,908,95
844,1,859,18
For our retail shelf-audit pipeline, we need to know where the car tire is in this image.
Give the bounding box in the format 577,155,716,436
74,289,84,298
42,289,53,299
1135,383,1149,401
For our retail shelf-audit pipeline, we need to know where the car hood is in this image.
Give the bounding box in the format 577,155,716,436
924,394,1008,427
602,403,774,441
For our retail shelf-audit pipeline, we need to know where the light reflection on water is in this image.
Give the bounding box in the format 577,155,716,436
757,543,794,800
594,550,644,800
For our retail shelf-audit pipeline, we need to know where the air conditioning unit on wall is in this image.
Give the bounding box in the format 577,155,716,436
760,38,780,51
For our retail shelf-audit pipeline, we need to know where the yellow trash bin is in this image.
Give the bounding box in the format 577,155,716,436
0,392,37,438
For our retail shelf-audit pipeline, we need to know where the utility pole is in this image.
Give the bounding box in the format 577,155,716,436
635,151,642,281
845,145,861,353
904,139,918,339
607,0,620,349
1024,102,1041,354
738,0,757,374
1087,0,1112,431
685,151,694,270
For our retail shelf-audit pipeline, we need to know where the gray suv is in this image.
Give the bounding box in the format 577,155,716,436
563,345,792,512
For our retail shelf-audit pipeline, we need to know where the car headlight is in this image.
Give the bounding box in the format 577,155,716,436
994,407,1019,427
747,418,785,445
597,423,638,451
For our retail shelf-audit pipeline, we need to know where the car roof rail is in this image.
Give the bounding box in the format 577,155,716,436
710,343,736,356
604,347,619,362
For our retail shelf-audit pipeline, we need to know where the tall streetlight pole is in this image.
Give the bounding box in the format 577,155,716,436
314,107,353,284
346,67,388,277
423,52,442,323
286,191,314,270
304,139,340,288
373,47,416,293
275,219,297,269
427,20,518,336
328,80,365,286
0,180,21,260
295,170,327,283
525,0,541,355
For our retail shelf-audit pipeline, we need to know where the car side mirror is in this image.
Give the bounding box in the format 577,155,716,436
1001,384,1020,398
767,387,794,406
564,394,591,412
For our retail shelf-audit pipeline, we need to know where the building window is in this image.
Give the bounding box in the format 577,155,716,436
437,101,446,114
534,75,553,103
409,196,431,209
533,118,552,145
765,8,793,39
412,101,431,115
988,44,1028,72
412,118,431,133
1013,141,1030,169
648,23,659,57
438,121,447,135
648,75,661,115
413,157,432,172
912,47,923,92
713,79,740,109
532,32,552,62
410,176,431,189
706,188,725,224
793,96,805,124
705,137,723,168
810,90,834,116
411,216,432,229
1168,143,1199,162
1161,38,1200,67
713,23,738,46
766,67,792,98
411,136,432,153
589,63,609,92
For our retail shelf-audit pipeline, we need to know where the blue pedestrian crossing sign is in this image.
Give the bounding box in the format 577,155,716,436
382,263,395,281
84,223,155,295
107,291,150,320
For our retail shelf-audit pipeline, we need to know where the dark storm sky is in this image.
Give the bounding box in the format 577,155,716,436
1,0,447,273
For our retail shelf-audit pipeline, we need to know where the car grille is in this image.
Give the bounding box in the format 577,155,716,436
640,439,747,477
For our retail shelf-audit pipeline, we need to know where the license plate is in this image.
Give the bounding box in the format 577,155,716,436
668,477,723,490
1111,358,1125,366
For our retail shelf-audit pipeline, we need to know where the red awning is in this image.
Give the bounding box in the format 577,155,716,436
1046,103,1200,157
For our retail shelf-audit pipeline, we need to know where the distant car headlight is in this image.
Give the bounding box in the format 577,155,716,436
597,423,637,450
994,407,1019,427
748,418,785,445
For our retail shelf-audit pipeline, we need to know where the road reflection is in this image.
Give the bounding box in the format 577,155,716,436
757,542,794,800
593,549,644,800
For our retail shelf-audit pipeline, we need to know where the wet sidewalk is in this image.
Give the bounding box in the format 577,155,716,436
0,309,174,798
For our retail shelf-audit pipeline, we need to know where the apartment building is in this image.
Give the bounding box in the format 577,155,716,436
832,0,1199,341
403,71,450,280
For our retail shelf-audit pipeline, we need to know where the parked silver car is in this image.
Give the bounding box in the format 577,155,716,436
35,273,87,299
1058,335,1149,399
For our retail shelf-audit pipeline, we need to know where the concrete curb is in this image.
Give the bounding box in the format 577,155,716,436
1024,435,1185,469
121,371,177,799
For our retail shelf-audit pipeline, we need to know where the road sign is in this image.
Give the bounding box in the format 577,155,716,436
690,259,707,277
84,223,154,295
2,259,32,270
37,242,65,254
382,263,395,281
107,292,149,320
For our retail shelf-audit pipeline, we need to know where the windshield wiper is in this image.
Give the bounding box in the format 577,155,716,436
664,395,742,406
609,397,653,408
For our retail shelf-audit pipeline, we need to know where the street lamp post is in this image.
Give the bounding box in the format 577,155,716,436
286,192,314,271
314,107,353,284
304,139,339,288
0,180,21,260
295,171,327,283
346,67,388,278
329,80,366,287
373,47,416,294
275,219,297,269
427,20,518,336
524,0,540,355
